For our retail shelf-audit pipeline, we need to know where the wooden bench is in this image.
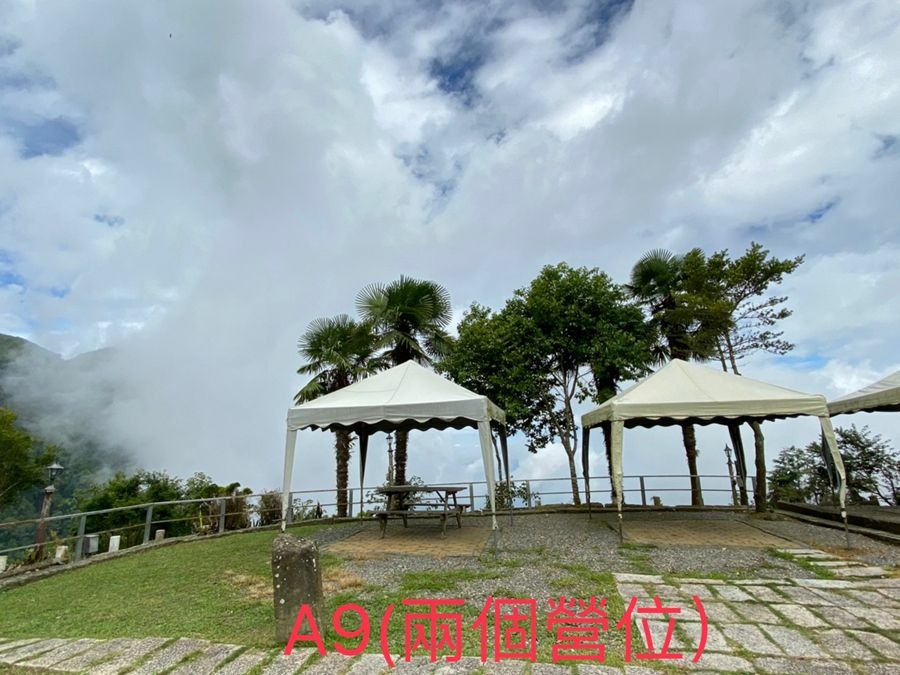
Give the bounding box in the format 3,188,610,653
373,503,469,538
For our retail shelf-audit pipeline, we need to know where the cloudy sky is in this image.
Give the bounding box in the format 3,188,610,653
1,0,898,507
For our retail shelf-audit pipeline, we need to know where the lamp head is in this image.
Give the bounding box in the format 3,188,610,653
47,461,64,482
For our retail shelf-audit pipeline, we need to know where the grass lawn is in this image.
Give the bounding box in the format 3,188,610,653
0,521,626,664
0,524,338,649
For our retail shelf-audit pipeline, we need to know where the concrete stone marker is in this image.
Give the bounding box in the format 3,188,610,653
84,534,99,556
154,528,166,541
108,535,121,553
54,545,68,562
272,534,324,644
0,555,7,573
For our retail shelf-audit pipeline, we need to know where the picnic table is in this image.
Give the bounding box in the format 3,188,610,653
374,485,468,537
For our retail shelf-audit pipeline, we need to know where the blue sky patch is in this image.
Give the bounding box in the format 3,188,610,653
8,116,81,159
50,286,70,299
779,353,827,370
873,134,897,159
564,0,634,62
94,213,125,227
0,36,20,58
429,46,486,107
805,198,839,224
0,269,25,288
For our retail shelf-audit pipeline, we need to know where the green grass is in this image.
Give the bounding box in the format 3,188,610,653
350,559,624,666
617,542,657,575
0,524,334,648
767,549,836,579
0,522,651,665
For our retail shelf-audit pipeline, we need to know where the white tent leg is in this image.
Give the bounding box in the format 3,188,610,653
819,415,850,548
610,421,625,544
281,428,298,532
478,421,498,530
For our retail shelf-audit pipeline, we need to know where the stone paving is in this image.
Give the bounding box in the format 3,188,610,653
2,546,898,674
621,520,794,548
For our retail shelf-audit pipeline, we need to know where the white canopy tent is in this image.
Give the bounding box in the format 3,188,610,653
281,361,509,530
828,370,900,416
580,359,848,534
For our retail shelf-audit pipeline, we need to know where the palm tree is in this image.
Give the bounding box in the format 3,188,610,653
628,249,726,506
356,276,453,487
295,315,381,517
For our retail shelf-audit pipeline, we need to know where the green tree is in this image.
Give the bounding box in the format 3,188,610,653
698,243,804,511
769,425,899,506
356,276,453,488
76,470,187,546
295,315,381,517
442,263,654,504
768,442,832,505
837,426,900,505
0,408,55,509
628,249,731,505
709,243,804,372
183,472,253,531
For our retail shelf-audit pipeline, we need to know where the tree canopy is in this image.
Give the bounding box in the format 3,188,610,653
294,314,381,517
770,425,900,507
355,276,454,489
441,263,654,503
0,408,56,509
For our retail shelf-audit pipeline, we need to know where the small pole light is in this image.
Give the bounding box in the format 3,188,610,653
47,461,65,483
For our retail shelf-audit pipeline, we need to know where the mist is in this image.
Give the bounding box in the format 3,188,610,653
1,0,899,500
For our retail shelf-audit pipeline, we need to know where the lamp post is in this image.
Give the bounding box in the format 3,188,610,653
724,445,739,507
386,434,394,485
34,461,64,560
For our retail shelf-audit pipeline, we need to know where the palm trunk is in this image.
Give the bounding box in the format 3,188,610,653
752,421,767,512
603,426,618,505
393,429,410,510
394,429,409,486
335,429,352,517
682,424,704,506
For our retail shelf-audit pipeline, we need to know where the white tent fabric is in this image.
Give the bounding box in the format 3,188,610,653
580,359,847,520
828,370,900,416
281,361,507,530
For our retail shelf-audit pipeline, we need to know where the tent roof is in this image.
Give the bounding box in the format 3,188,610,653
828,370,900,416
287,360,506,433
582,359,829,429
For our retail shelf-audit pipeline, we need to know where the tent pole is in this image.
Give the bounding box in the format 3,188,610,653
819,415,850,549
611,420,624,545
581,427,592,519
281,428,298,532
499,425,512,526
478,421,499,530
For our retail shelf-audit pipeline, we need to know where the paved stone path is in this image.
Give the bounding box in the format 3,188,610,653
621,519,794,548
1,547,898,674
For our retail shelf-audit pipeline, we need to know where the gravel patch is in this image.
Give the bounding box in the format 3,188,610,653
311,510,900,602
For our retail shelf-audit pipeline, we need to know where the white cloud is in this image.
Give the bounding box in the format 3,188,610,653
0,0,898,501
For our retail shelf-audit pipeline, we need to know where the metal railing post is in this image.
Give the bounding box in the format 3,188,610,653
74,515,87,562
286,491,294,525
639,476,647,506
349,490,354,518
218,499,226,533
469,483,475,510
526,480,533,509
143,505,153,544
